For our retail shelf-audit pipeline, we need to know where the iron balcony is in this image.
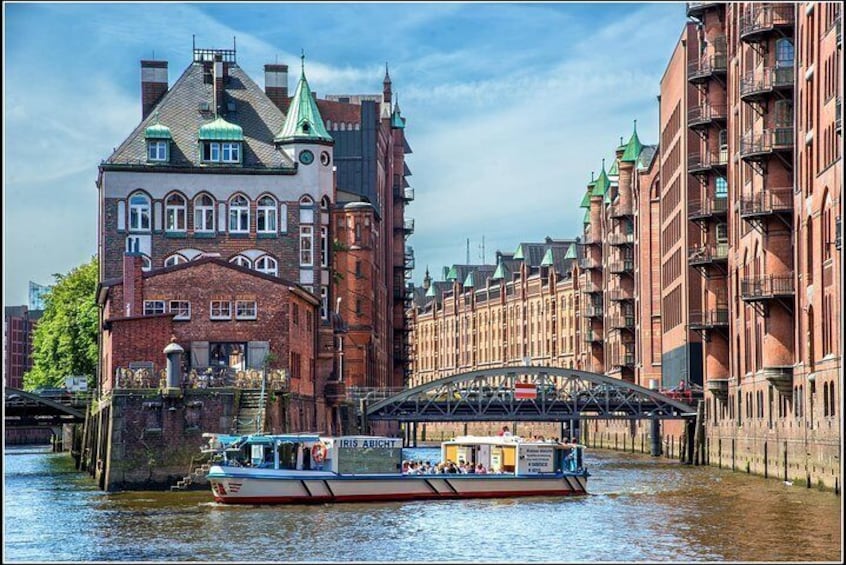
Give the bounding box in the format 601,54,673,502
687,53,728,84
583,329,603,343
739,128,794,161
579,258,601,270
582,234,602,245
608,259,634,274
609,203,633,218
688,150,728,174
688,104,728,129
612,352,636,368
739,67,794,102
607,232,634,246
688,196,728,221
608,287,634,302
740,273,795,302
687,243,729,266
739,4,795,43
608,316,635,331
739,187,793,221
689,309,729,331
581,281,602,294
583,304,603,318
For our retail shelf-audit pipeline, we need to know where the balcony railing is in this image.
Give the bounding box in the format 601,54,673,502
740,273,795,301
402,218,415,234
607,232,634,246
688,150,728,173
609,316,635,330
689,309,729,330
608,287,634,301
583,329,603,343
740,4,795,41
114,366,288,390
583,304,603,318
740,187,793,219
609,202,633,218
688,243,729,266
612,352,636,367
739,128,794,159
739,67,794,100
688,196,728,220
582,281,602,293
688,53,728,83
402,187,415,202
582,234,602,245
579,258,601,270
608,259,634,274
688,104,728,128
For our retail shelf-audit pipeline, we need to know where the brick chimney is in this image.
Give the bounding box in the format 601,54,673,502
141,60,168,120
122,253,144,318
264,63,289,112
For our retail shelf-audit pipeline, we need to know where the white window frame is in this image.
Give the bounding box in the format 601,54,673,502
235,300,257,320
299,195,314,224
164,254,187,267
194,194,215,233
169,300,191,320
210,300,232,320
230,255,252,269
129,193,151,232
255,255,278,276
257,196,277,234
147,140,168,162
202,142,221,163
300,225,314,266
165,193,187,232
141,255,152,272
228,195,250,233
320,286,328,320
143,300,165,315
221,142,241,163
320,226,329,267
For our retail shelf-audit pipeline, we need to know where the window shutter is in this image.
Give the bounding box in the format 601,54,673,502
248,341,270,369
191,341,209,367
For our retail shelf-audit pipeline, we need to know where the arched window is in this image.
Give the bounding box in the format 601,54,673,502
715,176,728,198
229,194,250,233
129,192,151,231
257,195,277,234
299,195,314,224
255,255,278,276
230,255,252,269
775,38,794,68
141,254,152,271
165,193,187,232
164,254,187,267
194,194,215,233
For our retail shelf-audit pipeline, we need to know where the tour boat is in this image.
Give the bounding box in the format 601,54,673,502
204,432,589,505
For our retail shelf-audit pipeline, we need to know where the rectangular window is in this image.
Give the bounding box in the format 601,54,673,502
143,300,165,315
300,226,314,266
320,226,329,267
202,142,221,162
292,303,299,326
169,300,191,320
147,141,168,162
320,286,328,320
210,300,231,320
235,300,257,320
221,142,240,163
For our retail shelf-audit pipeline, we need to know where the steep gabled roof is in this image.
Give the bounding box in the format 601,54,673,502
621,120,644,163
275,61,333,144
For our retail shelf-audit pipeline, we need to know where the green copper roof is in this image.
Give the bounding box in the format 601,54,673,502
604,188,612,204
446,265,459,281
492,261,508,281
583,209,591,225
513,244,524,260
621,120,644,163
198,116,243,141
145,122,172,140
463,272,475,288
564,243,577,259
391,101,406,129
591,161,610,197
608,159,619,176
275,59,333,144
540,248,554,267
425,284,436,297
580,192,591,208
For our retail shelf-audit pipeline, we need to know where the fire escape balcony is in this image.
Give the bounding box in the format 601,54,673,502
608,259,634,274
739,67,794,103
608,287,634,302
689,309,730,331
607,232,634,246
583,329,603,343
688,197,728,222
609,315,635,331
611,349,636,368
741,273,795,302
688,243,729,267
581,281,602,294
609,202,633,218
836,96,842,135
579,258,601,270
393,218,414,235
686,2,722,19
740,187,793,223
688,150,728,175
688,53,728,84
583,304,603,318
739,128,794,161
740,4,795,43
688,104,728,130
582,234,602,245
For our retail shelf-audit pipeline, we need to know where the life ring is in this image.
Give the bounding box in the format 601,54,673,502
311,443,327,463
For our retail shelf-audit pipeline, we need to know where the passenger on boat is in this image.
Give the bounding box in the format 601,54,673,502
475,463,488,474
498,425,512,437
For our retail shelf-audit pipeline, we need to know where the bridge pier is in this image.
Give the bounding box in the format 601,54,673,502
50,426,63,452
650,418,662,456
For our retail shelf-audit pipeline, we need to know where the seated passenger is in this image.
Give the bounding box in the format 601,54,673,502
475,463,487,474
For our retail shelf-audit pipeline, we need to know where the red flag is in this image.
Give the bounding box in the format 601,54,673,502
514,382,537,400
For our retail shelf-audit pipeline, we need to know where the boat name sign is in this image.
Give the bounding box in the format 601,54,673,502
334,438,402,449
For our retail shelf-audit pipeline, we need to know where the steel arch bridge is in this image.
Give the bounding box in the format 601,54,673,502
4,388,87,427
365,367,697,423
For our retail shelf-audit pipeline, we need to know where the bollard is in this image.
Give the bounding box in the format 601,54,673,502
163,339,185,391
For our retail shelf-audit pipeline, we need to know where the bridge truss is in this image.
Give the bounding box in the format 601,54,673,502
4,388,87,427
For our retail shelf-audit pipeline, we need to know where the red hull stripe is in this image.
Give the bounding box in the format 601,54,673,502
213,489,586,505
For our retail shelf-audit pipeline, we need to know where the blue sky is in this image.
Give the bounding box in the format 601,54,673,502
3,1,686,307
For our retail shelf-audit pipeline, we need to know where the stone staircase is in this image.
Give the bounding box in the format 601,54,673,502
170,458,213,491
232,389,266,435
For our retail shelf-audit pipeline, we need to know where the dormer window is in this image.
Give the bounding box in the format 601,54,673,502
201,141,241,163
198,116,244,165
144,119,172,163
148,140,169,161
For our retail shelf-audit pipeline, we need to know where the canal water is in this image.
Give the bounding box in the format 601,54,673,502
3,445,841,562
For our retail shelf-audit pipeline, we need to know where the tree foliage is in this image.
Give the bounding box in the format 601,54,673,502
23,256,99,391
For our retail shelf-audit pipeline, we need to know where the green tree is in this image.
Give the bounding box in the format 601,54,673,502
23,256,99,391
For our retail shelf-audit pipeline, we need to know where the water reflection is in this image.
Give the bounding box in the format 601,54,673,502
3,446,840,562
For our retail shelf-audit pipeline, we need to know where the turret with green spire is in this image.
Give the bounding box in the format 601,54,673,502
621,119,643,163
592,159,610,197
275,52,333,145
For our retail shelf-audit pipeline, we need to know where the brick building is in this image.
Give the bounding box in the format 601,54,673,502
3,305,42,389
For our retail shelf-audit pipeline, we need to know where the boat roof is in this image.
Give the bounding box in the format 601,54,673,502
205,433,322,447
444,435,582,448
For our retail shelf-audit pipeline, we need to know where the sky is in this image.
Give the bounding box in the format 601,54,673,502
3,1,687,307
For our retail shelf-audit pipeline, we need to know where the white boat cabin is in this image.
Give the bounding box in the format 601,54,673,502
441,436,584,475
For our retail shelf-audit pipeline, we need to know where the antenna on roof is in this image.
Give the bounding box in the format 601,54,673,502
152,50,155,59
233,36,236,51
301,48,306,76
193,34,195,52
479,235,486,264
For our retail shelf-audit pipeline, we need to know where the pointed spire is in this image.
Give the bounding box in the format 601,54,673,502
564,243,577,260
492,258,509,281
384,62,391,83
621,119,643,163
540,248,555,267
275,54,333,144
422,265,431,290
383,61,392,104
300,48,306,78
592,159,610,196
463,271,475,288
